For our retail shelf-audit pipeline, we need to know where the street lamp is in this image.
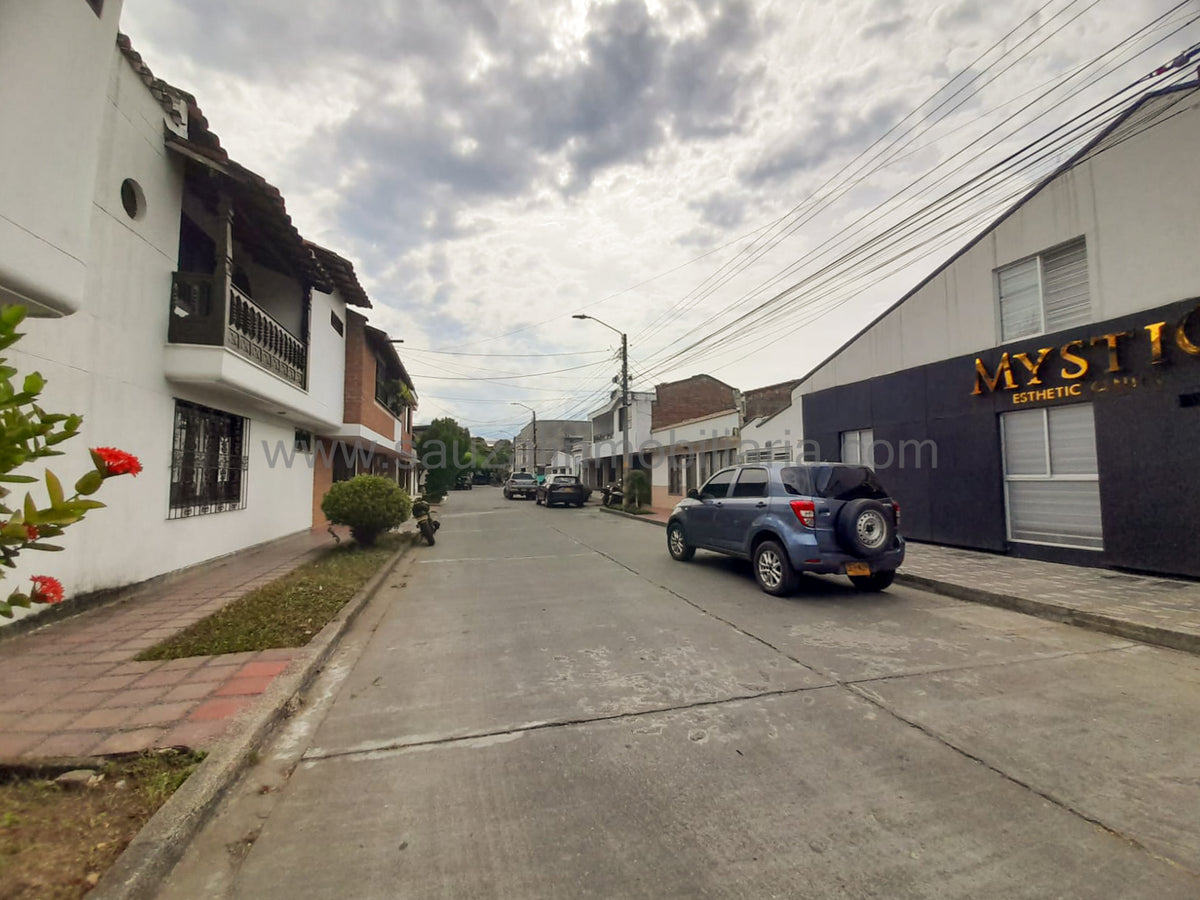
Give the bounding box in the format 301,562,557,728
573,314,630,498
510,402,537,474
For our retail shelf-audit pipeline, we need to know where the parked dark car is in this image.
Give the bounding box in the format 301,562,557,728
454,474,473,490
666,462,904,595
537,474,589,508
503,472,538,500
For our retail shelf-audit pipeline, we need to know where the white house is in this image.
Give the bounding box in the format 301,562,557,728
581,390,654,487
0,5,397,620
647,376,741,510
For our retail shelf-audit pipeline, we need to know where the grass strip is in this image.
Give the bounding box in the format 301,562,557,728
0,750,205,900
136,533,410,660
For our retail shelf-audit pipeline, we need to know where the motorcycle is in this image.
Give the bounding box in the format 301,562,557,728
600,482,624,508
412,495,441,545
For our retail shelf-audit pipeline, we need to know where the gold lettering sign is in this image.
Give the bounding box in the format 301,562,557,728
972,301,1200,400
972,353,1016,396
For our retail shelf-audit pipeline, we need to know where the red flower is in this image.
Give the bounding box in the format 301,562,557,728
92,447,142,477
24,524,38,541
30,575,64,605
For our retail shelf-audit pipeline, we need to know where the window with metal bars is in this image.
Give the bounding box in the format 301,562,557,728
997,237,1090,342
169,400,248,518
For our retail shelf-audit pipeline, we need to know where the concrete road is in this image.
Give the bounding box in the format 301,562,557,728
162,488,1200,898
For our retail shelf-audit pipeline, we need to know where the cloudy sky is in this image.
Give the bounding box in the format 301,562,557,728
121,0,1200,438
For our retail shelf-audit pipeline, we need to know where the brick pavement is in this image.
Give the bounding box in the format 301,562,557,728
0,529,337,760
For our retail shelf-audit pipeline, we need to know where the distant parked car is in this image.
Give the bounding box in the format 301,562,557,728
666,462,904,595
537,474,589,508
503,472,538,500
454,474,473,490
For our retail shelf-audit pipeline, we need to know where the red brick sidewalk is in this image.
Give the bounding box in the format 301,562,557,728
0,529,337,759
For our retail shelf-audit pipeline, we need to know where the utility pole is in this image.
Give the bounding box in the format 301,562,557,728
620,331,630,487
511,402,537,474
574,315,632,506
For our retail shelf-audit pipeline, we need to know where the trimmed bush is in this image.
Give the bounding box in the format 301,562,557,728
624,469,651,509
321,475,412,546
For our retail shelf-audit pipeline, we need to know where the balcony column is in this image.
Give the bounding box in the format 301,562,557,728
213,192,235,336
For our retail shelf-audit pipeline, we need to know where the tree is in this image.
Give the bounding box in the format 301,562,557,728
416,417,471,500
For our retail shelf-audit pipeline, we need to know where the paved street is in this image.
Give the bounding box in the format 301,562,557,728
160,488,1200,899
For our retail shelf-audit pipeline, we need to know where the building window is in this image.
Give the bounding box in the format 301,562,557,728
120,179,145,220
169,400,248,519
331,311,344,335
743,442,793,464
1001,404,1103,550
841,429,874,467
668,454,686,495
997,237,1089,342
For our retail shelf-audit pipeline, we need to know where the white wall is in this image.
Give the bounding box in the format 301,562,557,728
649,410,740,492
740,395,806,459
587,392,653,464
798,88,1200,398
0,0,125,316
2,44,318,621
305,287,347,423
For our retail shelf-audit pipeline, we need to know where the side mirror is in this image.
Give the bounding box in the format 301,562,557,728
687,488,700,500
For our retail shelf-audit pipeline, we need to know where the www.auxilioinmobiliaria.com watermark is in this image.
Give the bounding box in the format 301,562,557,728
258,433,939,471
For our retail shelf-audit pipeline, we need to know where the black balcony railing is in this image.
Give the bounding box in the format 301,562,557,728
169,272,307,389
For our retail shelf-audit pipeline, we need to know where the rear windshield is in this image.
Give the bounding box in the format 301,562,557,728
551,476,578,484
510,473,535,482
781,465,889,500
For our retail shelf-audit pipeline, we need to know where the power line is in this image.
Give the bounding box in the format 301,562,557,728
633,16,1200,382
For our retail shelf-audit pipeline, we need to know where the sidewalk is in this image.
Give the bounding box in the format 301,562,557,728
604,505,1200,656
0,529,338,760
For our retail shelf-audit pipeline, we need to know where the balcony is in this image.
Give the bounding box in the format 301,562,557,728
165,272,341,432
169,272,306,388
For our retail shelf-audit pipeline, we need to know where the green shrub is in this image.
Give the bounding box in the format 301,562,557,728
321,475,411,546
624,469,651,509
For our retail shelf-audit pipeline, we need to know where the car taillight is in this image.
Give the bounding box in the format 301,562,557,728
892,502,901,528
790,499,815,528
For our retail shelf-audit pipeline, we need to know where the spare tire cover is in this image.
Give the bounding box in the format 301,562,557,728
836,498,894,558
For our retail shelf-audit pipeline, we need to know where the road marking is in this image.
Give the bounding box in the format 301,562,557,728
418,552,594,564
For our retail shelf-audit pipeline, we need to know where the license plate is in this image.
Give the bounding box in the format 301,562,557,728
845,562,871,576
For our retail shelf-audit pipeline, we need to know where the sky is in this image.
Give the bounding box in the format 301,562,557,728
119,0,1200,439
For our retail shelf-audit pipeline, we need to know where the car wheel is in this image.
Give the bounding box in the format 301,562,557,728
836,499,895,559
753,540,797,596
849,570,895,592
504,491,511,500
666,521,695,561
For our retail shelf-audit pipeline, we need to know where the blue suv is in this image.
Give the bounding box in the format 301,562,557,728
666,462,904,595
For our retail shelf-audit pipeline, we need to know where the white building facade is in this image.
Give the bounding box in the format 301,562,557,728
582,390,654,487
0,6,381,620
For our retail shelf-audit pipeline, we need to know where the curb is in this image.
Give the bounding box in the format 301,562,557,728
894,572,1200,656
598,506,1200,657
598,506,667,526
91,534,416,900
